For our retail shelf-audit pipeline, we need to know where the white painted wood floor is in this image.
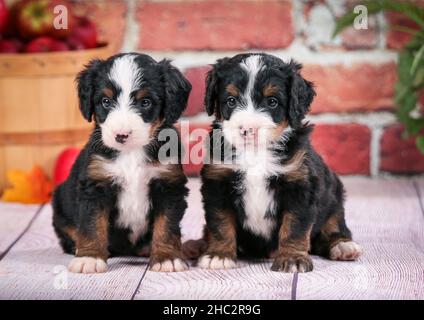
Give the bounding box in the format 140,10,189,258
0,178,423,300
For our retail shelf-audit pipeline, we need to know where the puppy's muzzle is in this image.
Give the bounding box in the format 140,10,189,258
115,132,131,144
239,125,258,141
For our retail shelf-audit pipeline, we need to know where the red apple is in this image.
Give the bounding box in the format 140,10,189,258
71,16,97,49
24,36,55,53
50,39,69,51
0,0,8,34
67,34,85,50
2,1,22,37
17,0,55,39
17,0,74,40
53,148,80,186
0,39,23,53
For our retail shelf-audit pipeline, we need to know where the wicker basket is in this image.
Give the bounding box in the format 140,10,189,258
0,44,113,192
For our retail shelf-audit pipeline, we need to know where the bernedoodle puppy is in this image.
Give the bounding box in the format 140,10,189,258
196,53,362,272
53,53,191,273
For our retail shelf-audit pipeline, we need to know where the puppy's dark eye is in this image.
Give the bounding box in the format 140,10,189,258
102,97,112,109
141,98,152,109
227,96,237,108
267,97,279,109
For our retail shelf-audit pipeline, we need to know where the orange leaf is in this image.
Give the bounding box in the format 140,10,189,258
1,166,53,204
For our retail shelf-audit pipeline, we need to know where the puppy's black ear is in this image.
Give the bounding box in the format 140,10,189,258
76,59,103,122
204,58,229,117
204,66,219,116
160,59,192,124
287,61,316,128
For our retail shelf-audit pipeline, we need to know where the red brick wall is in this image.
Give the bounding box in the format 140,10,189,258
78,0,424,177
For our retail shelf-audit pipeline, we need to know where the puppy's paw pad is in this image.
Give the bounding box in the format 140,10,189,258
330,241,362,261
68,257,107,274
198,255,237,270
271,255,313,273
150,258,188,272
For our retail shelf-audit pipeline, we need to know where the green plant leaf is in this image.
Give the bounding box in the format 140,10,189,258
404,118,424,135
411,44,424,75
333,0,424,38
416,136,424,154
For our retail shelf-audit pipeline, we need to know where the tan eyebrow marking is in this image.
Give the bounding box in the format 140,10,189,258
136,88,149,99
263,84,279,97
102,88,114,98
226,84,239,97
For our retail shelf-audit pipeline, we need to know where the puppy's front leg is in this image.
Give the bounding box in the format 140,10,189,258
150,214,188,272
68,205,109,274
149,171,189,272
198,210,238,270
271,212,313,273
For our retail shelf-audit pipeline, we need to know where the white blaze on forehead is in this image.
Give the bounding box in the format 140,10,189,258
239,54,264,111
109,54,143,109
222,55,273,148
101,54,149,151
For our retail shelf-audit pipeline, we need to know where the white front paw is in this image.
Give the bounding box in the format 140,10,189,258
150,258,188,272
68,257,107,274
198,255,237,270
330,241,363,261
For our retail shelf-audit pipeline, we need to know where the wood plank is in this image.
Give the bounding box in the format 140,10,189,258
135,260,293,300
2,178,423,300
135,179,293,300
296,178,424,300
0,202,40,258
0,205,148,300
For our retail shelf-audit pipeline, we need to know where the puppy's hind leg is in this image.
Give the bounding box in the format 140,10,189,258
52,187,76,255
182,239,207,260
311,211,362,261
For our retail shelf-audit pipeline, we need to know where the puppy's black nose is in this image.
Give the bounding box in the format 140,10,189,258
115,134,129,144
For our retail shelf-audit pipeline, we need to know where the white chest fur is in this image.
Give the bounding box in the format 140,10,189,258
236,149,282,240
102,150,164,244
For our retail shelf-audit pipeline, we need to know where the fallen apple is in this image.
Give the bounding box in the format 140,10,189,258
53,148,80,186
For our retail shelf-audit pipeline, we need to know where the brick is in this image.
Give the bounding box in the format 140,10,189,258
72,0,127,52
303,63,397,113
177,122,210,176
186,62,396,115
380,124,424,173
341,1,379,49
136,1,294,51
184,66,211,117
311,124,371,175
340,24,378,50
178,122,371,176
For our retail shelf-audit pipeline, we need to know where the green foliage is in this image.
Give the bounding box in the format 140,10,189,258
334,0,424,153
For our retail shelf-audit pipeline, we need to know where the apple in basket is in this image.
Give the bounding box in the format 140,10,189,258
0,0,8,34
24,36,69,53
16,0,74,39
0,38,24,53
